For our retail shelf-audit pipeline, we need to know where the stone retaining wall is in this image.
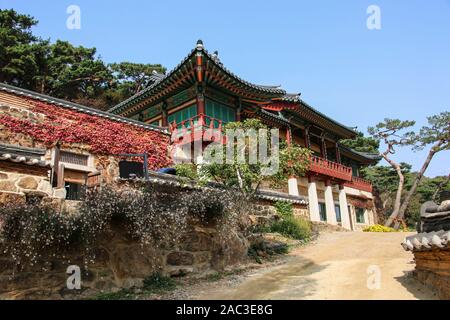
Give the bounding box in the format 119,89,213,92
412,249,450,299
0,221,249,300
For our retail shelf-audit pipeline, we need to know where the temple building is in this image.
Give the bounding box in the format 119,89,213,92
0,40,380,230
107,40,380,230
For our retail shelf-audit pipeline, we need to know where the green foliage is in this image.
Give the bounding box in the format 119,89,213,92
91,289,136,300
200,119,271,195
109,62,165,94
174,163,198,180
0,9,166,110
362,163,412,193
363,224,398,232
414,111,450,152
367,113,449,228
0,9,40,87
368,118,416,146
200,119,311,197
271,143,312,188
363,163,449,226
274,201,294,218
205,269,245,282
91,273,176,300
0,183,247,268
340,131,380,154
248,241,290,263
269,216,311,240
142,273,176,293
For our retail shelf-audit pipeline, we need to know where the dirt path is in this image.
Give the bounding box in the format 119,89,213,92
191,232,438,300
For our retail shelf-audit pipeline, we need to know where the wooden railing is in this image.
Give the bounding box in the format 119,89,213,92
344,176,373,193
169,113,224,144
309,155,353,181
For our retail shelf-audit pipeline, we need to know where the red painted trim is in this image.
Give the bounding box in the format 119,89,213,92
196,54,203,82
344,176,373,193
309,155,353,182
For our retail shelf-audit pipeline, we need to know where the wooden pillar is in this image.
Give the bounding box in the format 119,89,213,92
196,84,205,115
324,179,337,225
320,136,327,159
339,184,352,230
57,163,65,189
52,144,60,188
236,97,242,121
161,101,168,127
286,126,292,146
195,44,205,116
336,142,341,163
304,126,311,148
307,175,321,222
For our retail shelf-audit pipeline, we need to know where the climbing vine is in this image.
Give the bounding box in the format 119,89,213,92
0,100,171,169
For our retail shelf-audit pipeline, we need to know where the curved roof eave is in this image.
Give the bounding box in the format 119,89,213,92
108,41,287,114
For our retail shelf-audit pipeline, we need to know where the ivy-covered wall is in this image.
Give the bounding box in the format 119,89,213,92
0,93,171,170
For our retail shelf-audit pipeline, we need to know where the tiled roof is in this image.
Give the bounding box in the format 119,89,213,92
108,40,286,115
338,145,381,162
118,171,307,204
107,40,362,140
255,189,307,205
0,82,168,134
0,143,49,167
402,230,450,251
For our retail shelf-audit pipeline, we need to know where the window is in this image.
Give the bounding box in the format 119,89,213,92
65,182,83,200
119,161,144,179
205,99,236,126
60,151,88,166
335,204,341,223
356,207,366,223
319,202,327,221
168,104,197,128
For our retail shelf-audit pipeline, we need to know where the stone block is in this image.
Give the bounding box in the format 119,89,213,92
166,252,194,266
0,180,17,192
0,191,25,205
37,180,53,195
195,252,211,264
17,176,38,190
166,266,194,277
53,188,67,199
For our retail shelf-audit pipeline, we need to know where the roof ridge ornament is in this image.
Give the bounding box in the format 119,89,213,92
196,39,204,50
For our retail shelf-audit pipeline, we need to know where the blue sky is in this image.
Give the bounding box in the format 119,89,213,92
1,0,449,176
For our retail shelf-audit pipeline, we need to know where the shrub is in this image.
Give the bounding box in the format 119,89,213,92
174,164,198,181
91,289,135,300
248,240,290,263
0,202,80,266
274,201,294,218
269,216,311,240
363,224,398,232
0,182,249,268
142,273,176,293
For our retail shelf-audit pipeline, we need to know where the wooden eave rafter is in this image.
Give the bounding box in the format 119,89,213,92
123,69,195,117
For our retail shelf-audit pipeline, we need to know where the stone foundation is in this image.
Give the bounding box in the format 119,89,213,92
412,249,450,300
0,222,249,300
250,200,309,227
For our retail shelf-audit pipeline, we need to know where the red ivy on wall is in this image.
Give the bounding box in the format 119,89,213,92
0,99,172,170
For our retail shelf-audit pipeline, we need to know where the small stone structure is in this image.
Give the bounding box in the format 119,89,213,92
402,198,450,299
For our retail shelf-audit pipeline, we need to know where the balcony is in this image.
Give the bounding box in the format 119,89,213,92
344,176,373,193
169,114,223,144
309,155,353,182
